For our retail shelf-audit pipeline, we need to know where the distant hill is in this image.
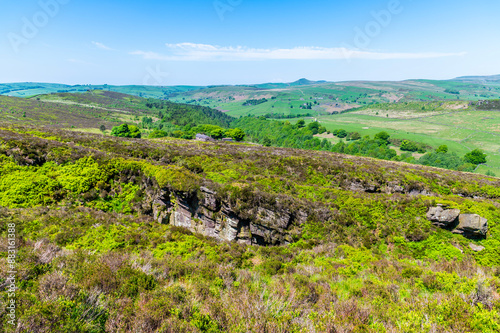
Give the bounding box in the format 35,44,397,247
290,78,327,86
0,82,206,99
452,74,500,83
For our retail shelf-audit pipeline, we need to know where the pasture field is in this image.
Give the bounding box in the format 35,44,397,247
305,109,500,175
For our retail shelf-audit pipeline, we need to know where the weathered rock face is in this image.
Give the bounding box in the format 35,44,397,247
168,194,303,245
426,206,460,228
426,206,488,239
453,214,488,239
139,181,306,246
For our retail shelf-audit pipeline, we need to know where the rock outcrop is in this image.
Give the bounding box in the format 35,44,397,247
426,205,460,228
426,206,488,239
138,178,308,245
453,214,488,239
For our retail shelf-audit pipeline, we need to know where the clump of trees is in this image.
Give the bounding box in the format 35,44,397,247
143,98,234,128
261,112,313,119
399,140,427,153
444,89,460,95
416,146,486,172
148,124,246,142
111,124,141,138
332,129,348,138
299,102,313,110
243,98,268,106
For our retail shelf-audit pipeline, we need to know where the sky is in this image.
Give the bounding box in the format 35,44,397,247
1,0,500,85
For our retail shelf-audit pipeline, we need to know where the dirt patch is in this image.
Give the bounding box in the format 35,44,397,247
443,102,469,110
321,102,359,114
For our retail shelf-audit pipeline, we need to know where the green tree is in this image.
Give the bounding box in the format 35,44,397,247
149,130,168,138
127,125,141,138
347,132,361,141
225,128,245,141
464,149,487,165
307,121,320,134
486,170,496,177
172,130,184,138
99,125,106,132
111,124,141,138
296,119,305,128
336,129,348,138
436,145,448,153
210,128,225,139
374,131,390,143
111,124,129,137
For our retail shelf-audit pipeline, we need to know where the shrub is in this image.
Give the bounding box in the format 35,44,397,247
374,131,390,144
224,128,245,141
336,129,348,138
436,145,448,153
400,140,418,152
149,130,169,138
261,259,283,275
347,132,361,141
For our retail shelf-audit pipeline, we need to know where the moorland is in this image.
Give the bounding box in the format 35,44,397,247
0,76,499,332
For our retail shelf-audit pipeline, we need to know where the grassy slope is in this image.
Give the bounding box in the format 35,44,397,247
0,90,236,136
0,123,499,332
0,95,137,130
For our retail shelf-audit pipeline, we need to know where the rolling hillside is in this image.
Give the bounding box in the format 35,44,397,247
0,122,499,331
0,83,206,99
0,90,234,135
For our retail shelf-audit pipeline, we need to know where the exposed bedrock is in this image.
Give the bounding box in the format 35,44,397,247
139,179,309,246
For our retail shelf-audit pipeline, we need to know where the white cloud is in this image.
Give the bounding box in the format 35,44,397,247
130,42,466,61
92,41,113,51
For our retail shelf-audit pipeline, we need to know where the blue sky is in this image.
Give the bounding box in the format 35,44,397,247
1,0,499,85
